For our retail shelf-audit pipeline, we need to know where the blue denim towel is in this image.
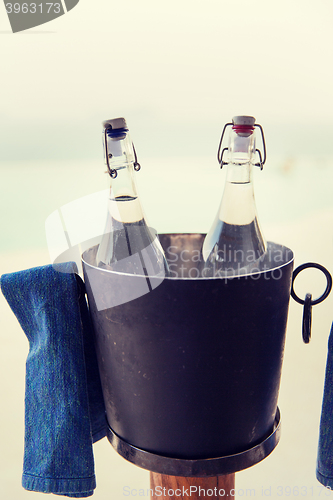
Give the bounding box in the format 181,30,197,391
0,263,107,497
317,322,333,488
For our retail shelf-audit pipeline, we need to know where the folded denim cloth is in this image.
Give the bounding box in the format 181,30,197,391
0,262,107,497
317,322,333,488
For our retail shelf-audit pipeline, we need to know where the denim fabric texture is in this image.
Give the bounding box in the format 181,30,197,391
317,322,333,488
0,262,107,497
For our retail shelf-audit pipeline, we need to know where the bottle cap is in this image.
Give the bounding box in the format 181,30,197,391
102,117,128,130
232,116,256,126
232,116,255,137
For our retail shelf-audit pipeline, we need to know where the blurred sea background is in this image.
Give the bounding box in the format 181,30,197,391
1,1,333,499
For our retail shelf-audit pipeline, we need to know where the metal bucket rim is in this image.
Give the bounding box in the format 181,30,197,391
82,238,294,281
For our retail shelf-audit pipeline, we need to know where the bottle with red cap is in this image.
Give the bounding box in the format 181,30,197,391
201,115,267,278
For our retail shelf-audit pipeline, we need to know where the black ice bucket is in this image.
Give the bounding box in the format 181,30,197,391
82,233,295,476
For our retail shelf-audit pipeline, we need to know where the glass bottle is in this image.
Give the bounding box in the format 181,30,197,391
201,115,267,278
96,117,169,278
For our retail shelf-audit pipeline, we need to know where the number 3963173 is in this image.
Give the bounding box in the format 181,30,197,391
5,3,61,14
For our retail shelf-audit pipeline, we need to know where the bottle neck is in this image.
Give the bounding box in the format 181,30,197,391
228,127,256,167
104,127,135,168
104,130,144,223
109,163,138,201
225,161,253,184
219,129,257,225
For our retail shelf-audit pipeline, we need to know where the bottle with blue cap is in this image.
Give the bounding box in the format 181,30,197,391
96,118,169,278
201,115,267,278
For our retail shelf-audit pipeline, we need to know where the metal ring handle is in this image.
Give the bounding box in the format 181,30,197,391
302,293,312,344
291,263,331,344
291,262,332,306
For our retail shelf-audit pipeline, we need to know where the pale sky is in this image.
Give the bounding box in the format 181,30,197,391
1,0,333,159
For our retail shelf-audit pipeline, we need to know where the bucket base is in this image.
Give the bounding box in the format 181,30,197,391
107,408,281,476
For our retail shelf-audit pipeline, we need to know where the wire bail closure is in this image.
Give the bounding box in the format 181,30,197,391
104,129,141,179
133,144,141,172
217,122,267,170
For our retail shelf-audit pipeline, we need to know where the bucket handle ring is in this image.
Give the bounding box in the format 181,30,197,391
291,263,332,344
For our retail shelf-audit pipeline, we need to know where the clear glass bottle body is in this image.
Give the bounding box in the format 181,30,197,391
201,123,266,278
96,122,169,278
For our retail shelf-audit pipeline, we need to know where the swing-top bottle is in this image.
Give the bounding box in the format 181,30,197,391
201,115,267,278
96,118,169,278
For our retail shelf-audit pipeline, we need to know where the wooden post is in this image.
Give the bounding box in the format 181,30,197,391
150,472,235,499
